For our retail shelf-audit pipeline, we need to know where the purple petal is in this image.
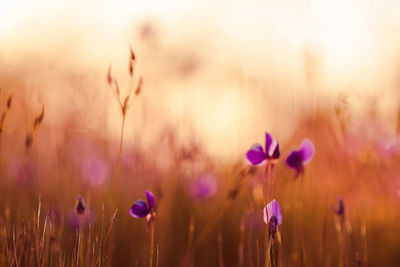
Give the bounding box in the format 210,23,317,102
145,190,156,209
299,139,315,164
265,132,273,154
263,199,282,225
265,132,279,158
286,151,303,172
129,200,149,218
271,143,280,159
246,144,266,165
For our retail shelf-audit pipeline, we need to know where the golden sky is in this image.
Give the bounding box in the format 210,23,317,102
1,0,400,158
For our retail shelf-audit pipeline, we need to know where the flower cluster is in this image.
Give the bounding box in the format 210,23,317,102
246,132,316,236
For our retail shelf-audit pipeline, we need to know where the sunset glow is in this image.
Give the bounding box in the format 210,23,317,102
1,1,400,266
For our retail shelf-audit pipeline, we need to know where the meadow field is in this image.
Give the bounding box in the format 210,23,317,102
1,1,400,266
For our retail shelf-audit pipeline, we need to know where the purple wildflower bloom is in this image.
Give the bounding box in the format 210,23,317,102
68,210,96,229
263,199,282,225
190,173,218,201
81,155,110,187
286,139,315,176
129,190,156,218
68,213,85,229
246,132,280,165
263,199,282,237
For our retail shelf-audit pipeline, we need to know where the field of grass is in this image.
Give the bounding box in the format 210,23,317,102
0,62,399,267
2,3,400,264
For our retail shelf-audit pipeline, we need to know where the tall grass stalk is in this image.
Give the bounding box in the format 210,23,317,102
108,48,142,207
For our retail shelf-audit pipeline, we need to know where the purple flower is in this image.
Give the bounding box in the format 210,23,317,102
75,195,86,215
129,190,156,219
263,199,282,237
335,196,345,217
190,173,218,201
69,196,96,229
81,155,110,187
67,210,96,230
246,132,280,165
286,139,315,177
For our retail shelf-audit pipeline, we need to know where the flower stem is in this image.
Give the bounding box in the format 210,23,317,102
149,221,156,267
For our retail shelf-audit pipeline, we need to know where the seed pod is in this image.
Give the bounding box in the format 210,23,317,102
107,64,112,85
25,133,33,149
129,46,135,61
135,77,143,95
34,106,45,128
6,94,13,109
129,61,133,77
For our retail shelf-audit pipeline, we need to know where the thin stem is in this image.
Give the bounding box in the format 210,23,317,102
218,232,224,267
294,179,305,266
97,204,105,267
266,236,272,267
155,243,159,267
149,221,155,267
112,113,126,207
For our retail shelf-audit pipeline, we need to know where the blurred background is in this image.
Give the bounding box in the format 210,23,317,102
2,0,400,159
1,1,400,266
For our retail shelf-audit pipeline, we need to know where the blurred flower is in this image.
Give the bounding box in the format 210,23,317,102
374,135,400,159
68,195,96,229
189,173,218,201
245,211,264,231
263,199,282,237
246,132,280,165
81,155,110,187
286,139,315,177
130,190,156,228
335,196,345,217
68,213,85,229
9,157,36,183
67,211,96,230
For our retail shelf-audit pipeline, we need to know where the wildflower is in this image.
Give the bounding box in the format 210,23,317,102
68,195,96,229
246,132,280,165
335,196,345,217
75,195,86,215
130,190,156,228
81,155,110,187
190,173,218,201
286,139,315,177
263,199,282,238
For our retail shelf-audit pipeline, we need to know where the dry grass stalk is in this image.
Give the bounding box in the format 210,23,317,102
25,105,45,150
107,46,143,206
0,93,13,134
